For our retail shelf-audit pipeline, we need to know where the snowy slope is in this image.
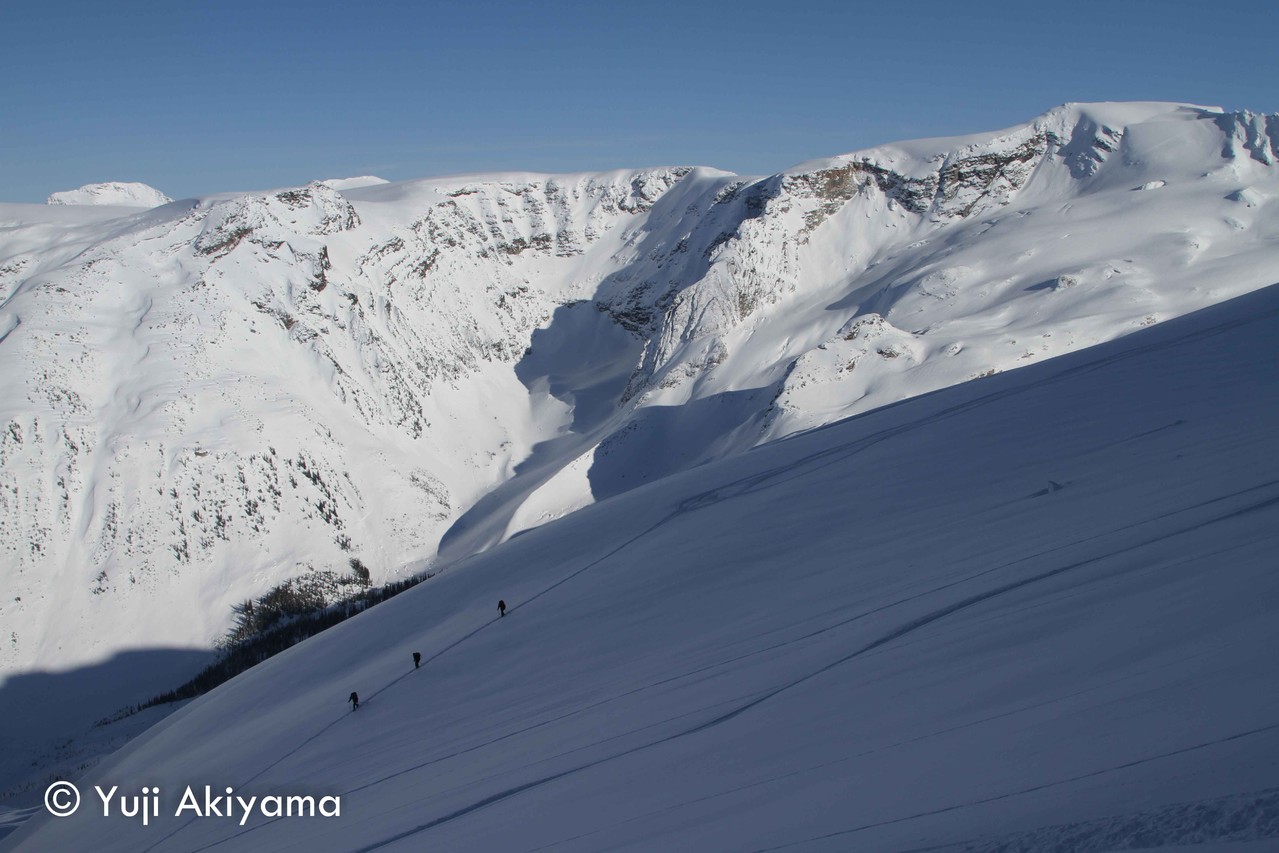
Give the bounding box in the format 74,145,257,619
2,102,1278,713
6,281,1277,852
46,183,173,208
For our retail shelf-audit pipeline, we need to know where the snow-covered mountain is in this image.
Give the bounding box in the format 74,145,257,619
2,101,1277,702
6,278,1277,851
45,183,173,208
318,176,390,191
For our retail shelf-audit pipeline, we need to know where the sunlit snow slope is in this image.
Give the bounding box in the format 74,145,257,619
8,283,1278,852
3,102,1278,686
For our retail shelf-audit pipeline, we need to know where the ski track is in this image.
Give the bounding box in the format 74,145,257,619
175,693,763,853
522,642,1232,852
750,724,1279,852
900,785,1279,852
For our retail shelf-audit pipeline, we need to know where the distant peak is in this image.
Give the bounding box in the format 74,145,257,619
46,181,173,208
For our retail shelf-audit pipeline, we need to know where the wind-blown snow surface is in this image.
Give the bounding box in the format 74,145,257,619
2,102,1279,708
7,284,1278,852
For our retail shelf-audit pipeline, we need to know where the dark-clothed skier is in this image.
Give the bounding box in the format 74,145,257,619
349,691,359,711
498,599,506,617
413,652,421,669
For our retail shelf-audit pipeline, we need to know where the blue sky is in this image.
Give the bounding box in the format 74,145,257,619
3,0,1277,202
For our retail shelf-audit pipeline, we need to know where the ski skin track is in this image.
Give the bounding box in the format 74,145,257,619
750,722,1279,852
